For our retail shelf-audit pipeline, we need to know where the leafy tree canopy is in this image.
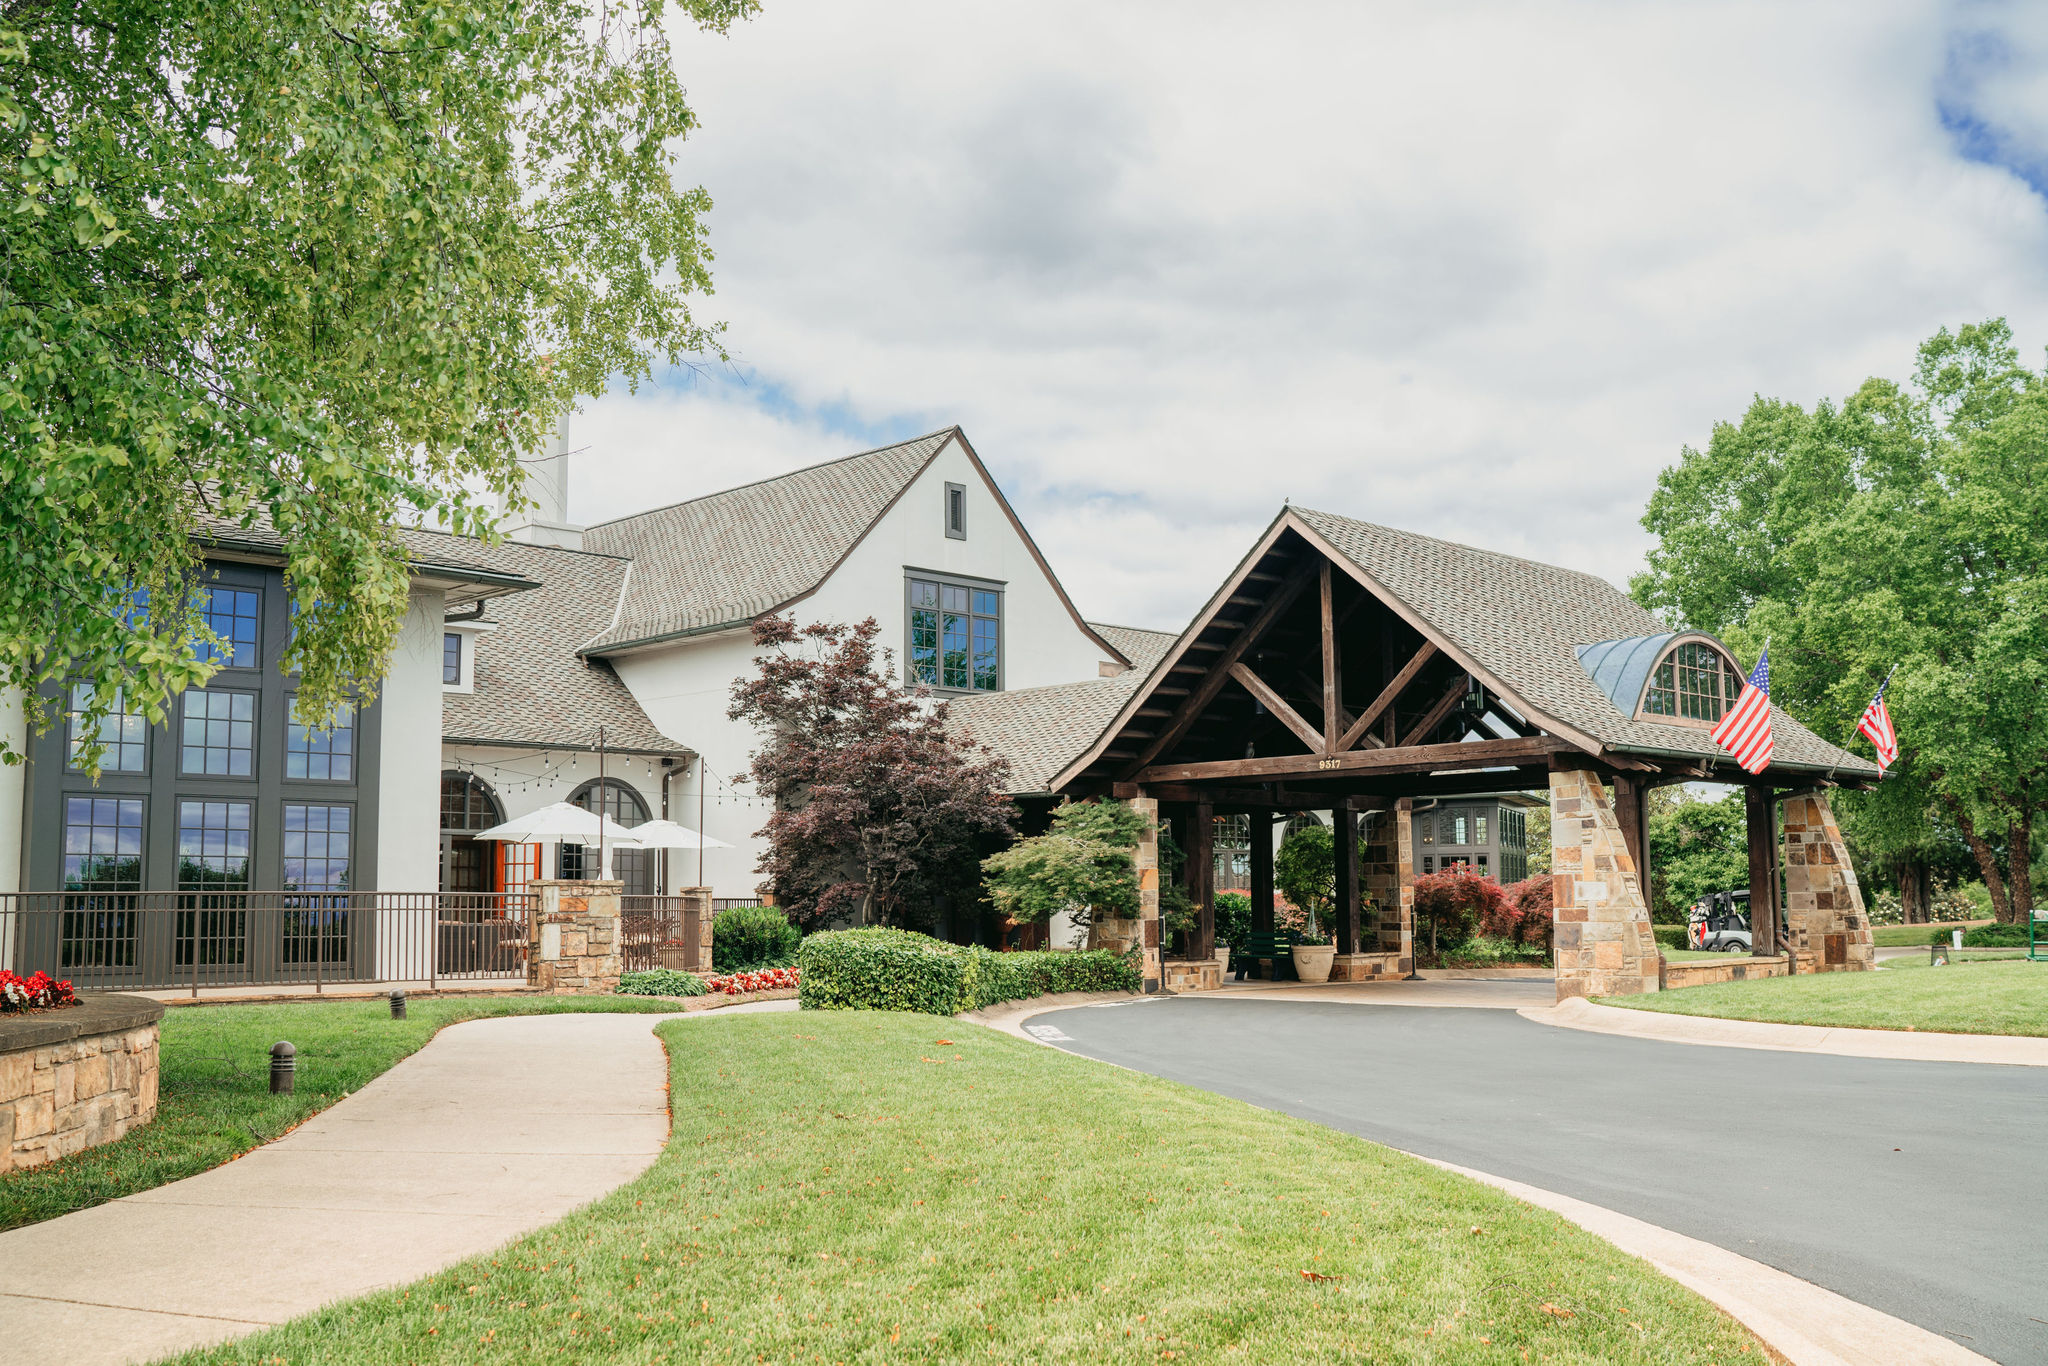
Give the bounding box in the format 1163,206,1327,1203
1633,320,2048,923
730,616,1015,931
1,0,750,760
982,800,1144,928
1646,788,1747,922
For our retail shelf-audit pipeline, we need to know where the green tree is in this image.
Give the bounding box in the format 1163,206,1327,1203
981,800,1145,930
1634,320,2048,924
1,0,751,761
1646,788,1747,921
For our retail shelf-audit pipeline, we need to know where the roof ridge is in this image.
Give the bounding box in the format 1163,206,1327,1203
583,426,960,533
1290,505,1623,591
1087,620,1176,636
403,523,633,564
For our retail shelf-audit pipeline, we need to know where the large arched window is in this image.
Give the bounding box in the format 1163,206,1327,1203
562,778,654,895
440,772,507,894
1640,640,1746,724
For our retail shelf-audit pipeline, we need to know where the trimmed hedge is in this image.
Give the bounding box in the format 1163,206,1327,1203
797,927,1140,1016
712,904,802,972
1938,921,2032,948
617,968,707,997
1652,924,1689,951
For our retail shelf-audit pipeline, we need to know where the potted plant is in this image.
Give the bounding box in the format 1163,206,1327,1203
1291,931,1336,983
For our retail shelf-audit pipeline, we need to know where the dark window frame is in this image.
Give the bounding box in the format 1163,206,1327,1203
285,695,355,782
180,686,259,778
1638,637,1747,727
443,631,463,685
904,570,1004,694
944,481,967,540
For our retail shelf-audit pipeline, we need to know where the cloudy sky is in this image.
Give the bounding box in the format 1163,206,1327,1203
569,0,2048,634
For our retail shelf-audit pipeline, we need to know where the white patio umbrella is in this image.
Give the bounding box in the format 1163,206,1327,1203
624,820,732,851
471,801,645,879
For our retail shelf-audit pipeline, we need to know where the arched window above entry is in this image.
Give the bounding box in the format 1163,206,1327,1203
1640,639,1746,724
561,778,654,894
440,772,504,832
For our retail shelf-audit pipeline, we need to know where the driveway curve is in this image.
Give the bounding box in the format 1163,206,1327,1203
1038,993,2048,1366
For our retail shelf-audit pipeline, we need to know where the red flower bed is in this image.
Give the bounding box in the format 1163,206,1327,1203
701,966,800,996
0,969,78,1013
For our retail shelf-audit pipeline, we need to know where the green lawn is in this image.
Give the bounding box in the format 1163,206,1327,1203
1604,960,2048,1036
1870,919,1992,948
0,995,680,1231
165,1012,1765,1365
1662,948,1744,962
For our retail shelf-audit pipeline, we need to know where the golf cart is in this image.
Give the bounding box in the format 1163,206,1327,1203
1687,889,1752,953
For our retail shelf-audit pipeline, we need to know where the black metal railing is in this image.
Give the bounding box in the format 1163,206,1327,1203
620,895,706,974
1,892,535,995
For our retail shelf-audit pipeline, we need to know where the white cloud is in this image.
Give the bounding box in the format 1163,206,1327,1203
567,0,2048,630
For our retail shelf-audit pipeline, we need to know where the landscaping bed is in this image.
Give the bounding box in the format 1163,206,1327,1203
1602,959,2048,1037
0,995,681,1231
164,1011,1766,1364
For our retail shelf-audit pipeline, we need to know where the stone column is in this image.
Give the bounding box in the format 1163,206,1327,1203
1132,794,1163,992
1549,767,1659,1001
678,885,714,972
1375,799,1416,974
528,879,624,994
1779,793,1874,973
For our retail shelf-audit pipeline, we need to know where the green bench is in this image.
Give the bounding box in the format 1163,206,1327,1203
1231,930,1297,981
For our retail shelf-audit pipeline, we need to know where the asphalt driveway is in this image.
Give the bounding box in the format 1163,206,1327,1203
1037,992,2048,1365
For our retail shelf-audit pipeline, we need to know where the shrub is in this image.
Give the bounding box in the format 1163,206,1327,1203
1214,892,1252,948
798,927,1140,1016
982,800,1143,930
1412,869,1508,951
1504,874,1555,949
1652,924,1689,952
1938,921,2031,947
616,969,706,997
713,904,802,972
702,967,800,995
1439,935,1549,966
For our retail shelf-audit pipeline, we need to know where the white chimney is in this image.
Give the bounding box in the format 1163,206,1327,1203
502,412,584,549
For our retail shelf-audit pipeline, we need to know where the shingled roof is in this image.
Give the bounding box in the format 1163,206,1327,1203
1286,507,1878,777
948,675,1147,795
1087,623,1177,674
432,534,687,756
576,429,958,652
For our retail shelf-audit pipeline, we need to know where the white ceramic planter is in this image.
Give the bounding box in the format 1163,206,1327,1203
1213,946,1232,975
1291,944,1336,983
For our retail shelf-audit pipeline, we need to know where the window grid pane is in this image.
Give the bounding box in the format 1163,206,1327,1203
177,800,252,889
284,804,352,891
907,576,1000,693
286,698,355,781
443,632,461,685
197,587,261,668
182,689,255,776
67,685,148,773
63,796,144,890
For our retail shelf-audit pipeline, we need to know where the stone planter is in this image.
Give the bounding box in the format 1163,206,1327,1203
1213,946,1231,975
1291,944,1336,983
1,992,163,1173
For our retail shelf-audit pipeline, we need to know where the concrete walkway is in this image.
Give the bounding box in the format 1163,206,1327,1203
1526,995,2048,1066
0,1003,789,1366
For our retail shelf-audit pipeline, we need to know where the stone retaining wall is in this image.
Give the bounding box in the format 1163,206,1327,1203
1,993,164,1172
1661,955,1791,990
1161,958,1221,992
1332,951,1405,981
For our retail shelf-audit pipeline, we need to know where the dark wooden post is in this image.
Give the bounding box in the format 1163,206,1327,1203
1251,810,1275,935
1613,775,1651,914
1334,801,1360,955
1745,786,1779,955
1191,801,1215,961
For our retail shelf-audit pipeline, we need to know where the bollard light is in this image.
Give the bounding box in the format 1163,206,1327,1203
389,988,407,1020
270,1040,296,1094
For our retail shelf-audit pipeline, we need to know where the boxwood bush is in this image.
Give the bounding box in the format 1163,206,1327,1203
798,927,1140,1016
616,968,707,997
713,904,803,971
1652,924,1689,951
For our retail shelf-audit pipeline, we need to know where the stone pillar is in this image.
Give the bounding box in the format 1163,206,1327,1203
1779,793,1874,973
1132,794,1163,991
1381,799,1416,973
1549,767,1659,1001
528,879,624,995
679,885,714,972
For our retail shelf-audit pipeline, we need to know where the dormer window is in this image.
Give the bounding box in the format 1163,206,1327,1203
1642,640,1745,723
945,482,967,540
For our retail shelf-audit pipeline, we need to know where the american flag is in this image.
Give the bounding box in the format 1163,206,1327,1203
1710,646,1774,774
1857,668,1899,771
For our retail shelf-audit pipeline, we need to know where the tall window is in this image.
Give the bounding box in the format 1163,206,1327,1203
1213,813,1251,892
1475,812,1489,845
177,800,252,889
443,632,462,685
67,685,148,773
63,797,144,891
563,779,651,894
945,481,967,539
196,586,261,667
1643,641,1745,723
182,689,255,775
908,576,1001,692
1450,812,1468,845
286,698,354,780
284,804,352,891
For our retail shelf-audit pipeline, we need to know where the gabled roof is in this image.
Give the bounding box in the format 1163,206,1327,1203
1087,622,1177,674
1285,508,1878,776
579,429,957,651
948,675,1147,795
433,535,688,756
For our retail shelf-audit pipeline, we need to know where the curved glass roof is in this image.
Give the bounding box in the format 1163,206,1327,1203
1573,632,1678,718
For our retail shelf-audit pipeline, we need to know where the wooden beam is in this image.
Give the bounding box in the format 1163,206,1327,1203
1321,560,1339,753
1228,663,1323,754
1746,786,1781,956
1398,675,1468,748
1120,565,1317,777
1337,641,1437,752
1138,735,1573,784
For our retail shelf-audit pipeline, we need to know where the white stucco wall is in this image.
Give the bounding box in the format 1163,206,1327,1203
376,587,446,892
0,689,23,899
607,434,1124,900
440,741,670,884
